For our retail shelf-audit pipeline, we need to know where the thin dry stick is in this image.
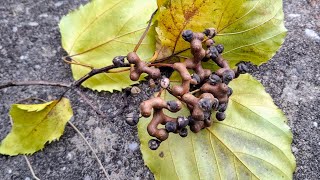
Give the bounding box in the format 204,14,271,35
62,57,94,69
154,48,191,63
0,81,70,90
68,121,110,180
133,9,158,52
23,156,41,180
72,63,130,87
16,97,47,104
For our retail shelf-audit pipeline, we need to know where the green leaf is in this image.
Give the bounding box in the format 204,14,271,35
0,98,73,156
59,0,157,92
156,0,287,67
138,74,296,179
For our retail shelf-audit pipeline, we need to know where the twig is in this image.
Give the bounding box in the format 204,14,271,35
0,81,70,90
154,48,191,63
72,63,130,87
62,57,94,69
16,97,47,104
23,156,41,180
133,9,158,52
68,122,110,180
74,89,106,117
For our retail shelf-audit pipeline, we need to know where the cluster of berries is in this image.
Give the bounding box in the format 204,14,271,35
114,28,248,150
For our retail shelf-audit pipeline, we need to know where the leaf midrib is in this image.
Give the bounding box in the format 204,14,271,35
15,100,61,145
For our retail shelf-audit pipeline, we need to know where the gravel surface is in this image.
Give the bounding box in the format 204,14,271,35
0,0,319,179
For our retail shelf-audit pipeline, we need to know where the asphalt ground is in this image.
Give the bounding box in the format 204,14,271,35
0,0,319,179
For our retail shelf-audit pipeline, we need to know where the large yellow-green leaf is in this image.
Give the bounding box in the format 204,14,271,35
156,0,287,67
138,74,296,179
59,0,157,92
0,98,73,156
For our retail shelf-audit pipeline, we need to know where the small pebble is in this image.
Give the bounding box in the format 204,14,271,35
12,27,18,32
131,86,141,94
39,13,48,18
20,55,27,60
313,122,318,128
54,1,64,7
35,65,41,69
28,22,39,26
84,175,91,180
288,14,301,18
305,29,320,40
67,152,73,160
128,142,139,151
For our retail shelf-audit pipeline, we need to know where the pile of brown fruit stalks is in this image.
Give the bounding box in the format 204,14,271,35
118,28,248,150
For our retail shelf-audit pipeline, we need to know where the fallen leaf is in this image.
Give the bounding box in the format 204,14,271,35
138,74,296,179
0,98,73,155
156,0,287,67
59,0,157,91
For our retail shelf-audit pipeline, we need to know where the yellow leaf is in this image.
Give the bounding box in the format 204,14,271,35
138,74,296,179
59,0,157,91
0,98,73,156
156,0,287,67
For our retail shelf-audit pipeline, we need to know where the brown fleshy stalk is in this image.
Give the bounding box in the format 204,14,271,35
127,52,161,81
135,28,249,150
140,97,182,141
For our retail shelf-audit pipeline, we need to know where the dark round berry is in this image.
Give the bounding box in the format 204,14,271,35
204,111,212,121
217,103,228,112
216,112,226,121
222,70,235,84
65,56,72,61
188,116,195,126
167,101,180,112
202,56,210,62
227,87,233,97
182,30,193,42
203,28,216,38
179,128,188,137
199,98,213,111
208,46,219,60
203,29,211,36
215,44,224,54
112,56,126,67
125,112,139,126
191,74,201,84
177,116,189,129
237,63,249,74
209,74,222,85
148,139,161,150
165,122,177,132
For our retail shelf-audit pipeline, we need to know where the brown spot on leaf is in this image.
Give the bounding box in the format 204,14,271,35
184,8,199,21
159,151,164,158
